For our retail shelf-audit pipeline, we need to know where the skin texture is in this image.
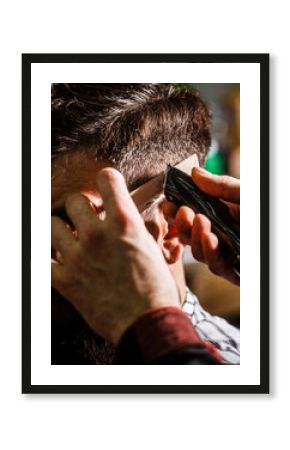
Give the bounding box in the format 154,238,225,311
51,152,186,354
51,151,187,307
163,167,240,286
51,156,240,351
52,168,180,344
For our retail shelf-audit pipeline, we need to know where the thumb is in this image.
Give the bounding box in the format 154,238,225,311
96,168,142,221
191,167,240,203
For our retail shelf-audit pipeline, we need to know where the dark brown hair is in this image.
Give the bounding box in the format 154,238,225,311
52,83,211,190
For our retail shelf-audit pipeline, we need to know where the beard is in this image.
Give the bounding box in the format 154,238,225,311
51,288,116,365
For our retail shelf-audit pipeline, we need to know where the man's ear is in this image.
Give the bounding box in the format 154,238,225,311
162,223,184,264
144,204,184,265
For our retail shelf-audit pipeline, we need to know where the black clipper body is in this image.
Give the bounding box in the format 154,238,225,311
164,165,240,278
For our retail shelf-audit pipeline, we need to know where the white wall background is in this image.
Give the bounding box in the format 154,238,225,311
0,1,286,449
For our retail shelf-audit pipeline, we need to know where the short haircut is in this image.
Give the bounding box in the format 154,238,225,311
52,83,211,190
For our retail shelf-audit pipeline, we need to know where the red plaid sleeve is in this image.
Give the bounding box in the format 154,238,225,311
116,307,224,364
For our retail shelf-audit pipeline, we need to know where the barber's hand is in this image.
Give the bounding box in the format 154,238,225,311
51,168,180,344
163,167,240,286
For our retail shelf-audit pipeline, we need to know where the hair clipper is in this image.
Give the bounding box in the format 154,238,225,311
164,165,240,278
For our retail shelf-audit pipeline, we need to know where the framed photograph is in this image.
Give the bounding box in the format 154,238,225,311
22,53,269,394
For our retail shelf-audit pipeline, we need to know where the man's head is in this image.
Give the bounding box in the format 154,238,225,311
51,83,211,364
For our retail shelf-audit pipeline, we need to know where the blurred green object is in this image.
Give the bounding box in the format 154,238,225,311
173,84,226,176
205,142,225,175
174,83,195,94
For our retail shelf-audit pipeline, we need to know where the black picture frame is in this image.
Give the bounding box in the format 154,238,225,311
22,53,269,394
